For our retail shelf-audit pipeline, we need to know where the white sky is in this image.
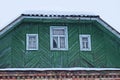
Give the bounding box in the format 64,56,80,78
0,0,120,32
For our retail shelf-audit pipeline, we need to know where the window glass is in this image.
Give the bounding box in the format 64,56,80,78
53,29,65,35
50,26,68,50
60,37,65,48
26,34,38,50
82,37,88,49
53,37,58,48
80,35,91,51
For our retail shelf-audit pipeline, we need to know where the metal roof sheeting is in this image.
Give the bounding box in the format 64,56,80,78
21,14,99,18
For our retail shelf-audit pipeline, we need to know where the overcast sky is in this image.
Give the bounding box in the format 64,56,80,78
0,0,120,32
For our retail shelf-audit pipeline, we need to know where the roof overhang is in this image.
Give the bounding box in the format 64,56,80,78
0,14,120,39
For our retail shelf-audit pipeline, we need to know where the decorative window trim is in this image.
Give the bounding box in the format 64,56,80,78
26,34,38,50
79,34,91,51
50,26,68,50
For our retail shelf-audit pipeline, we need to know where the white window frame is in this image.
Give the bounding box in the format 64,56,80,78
79,34,91,51
26,34,38,50
50,26,68,50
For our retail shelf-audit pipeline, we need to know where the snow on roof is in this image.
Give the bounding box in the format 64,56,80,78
24,10,95,16
0,67,120,71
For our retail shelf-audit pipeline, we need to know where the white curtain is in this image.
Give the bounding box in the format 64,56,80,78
60,37,65,48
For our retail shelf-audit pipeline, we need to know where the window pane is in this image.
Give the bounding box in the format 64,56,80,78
86,42,89,48
82,42,86,48
53,37,58,48
28,36,37,49
53,29,65,35
50,26,68,50
82,37,88,49
80,35,91,51
60,37,65,48
82,37,88,42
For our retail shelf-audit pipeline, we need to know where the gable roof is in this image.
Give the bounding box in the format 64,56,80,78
0,13,120,39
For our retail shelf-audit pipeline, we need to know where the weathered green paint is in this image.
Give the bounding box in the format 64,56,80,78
0,18,120,68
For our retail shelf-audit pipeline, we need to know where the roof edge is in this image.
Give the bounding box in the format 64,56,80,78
0,15,24,36
0,14,120,39
92,17,120,38
21,13,100,18
0,67,120,71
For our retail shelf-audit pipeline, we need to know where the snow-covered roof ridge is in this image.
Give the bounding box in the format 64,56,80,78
0,67,120,71
24,10,96,15
23,10,99,17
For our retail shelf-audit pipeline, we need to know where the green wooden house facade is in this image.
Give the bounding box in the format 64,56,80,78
0,13,120,69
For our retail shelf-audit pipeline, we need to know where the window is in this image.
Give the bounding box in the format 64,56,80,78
26,34,38,50
50,26,68,50
79,35,91,51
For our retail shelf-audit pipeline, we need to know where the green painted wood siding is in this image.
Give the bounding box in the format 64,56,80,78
0,19,120,68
